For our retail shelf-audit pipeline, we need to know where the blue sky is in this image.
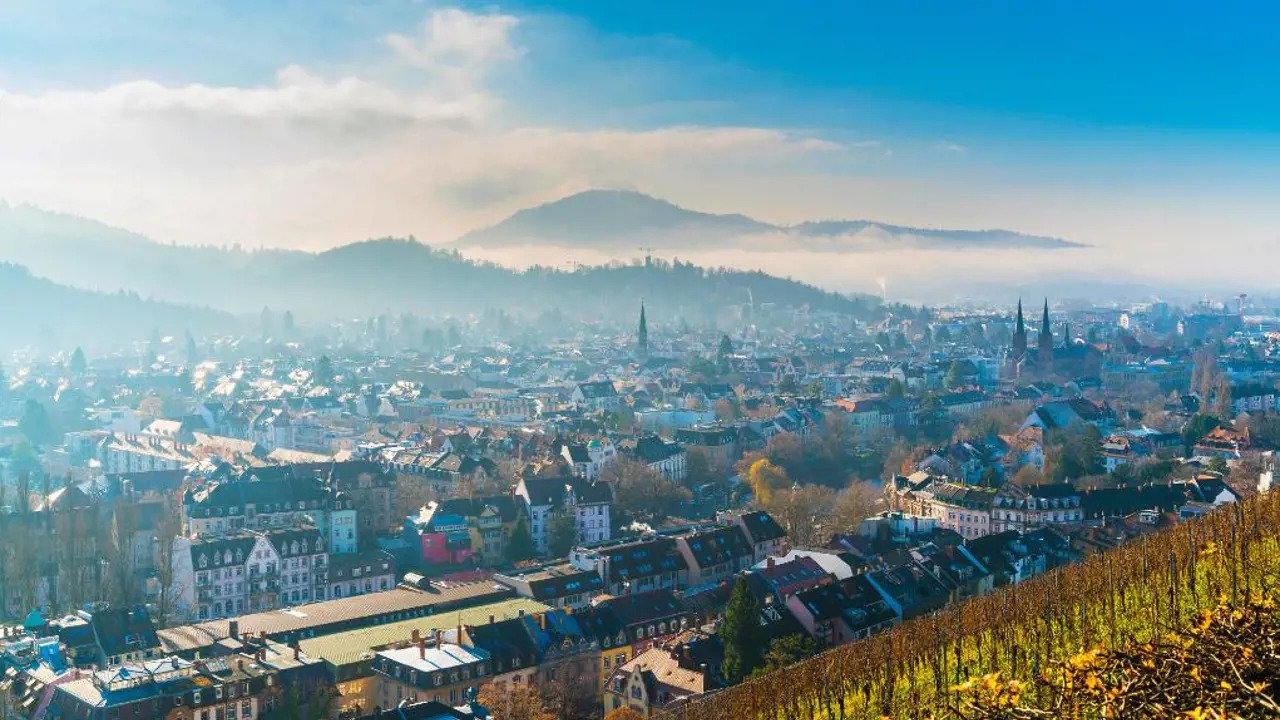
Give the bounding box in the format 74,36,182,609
1,0,1279,292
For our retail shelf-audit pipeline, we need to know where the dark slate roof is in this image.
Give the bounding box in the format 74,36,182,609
598,537,688,583
631,435,684,464
525,568,603,601
90,607,160,658
564,443,592,464
598,590,689,628
190,534,260,568
434,496,520,523
576,381,619,400
736,511,787,544
680,525,753,570
266,527,325,558
466,616,538,671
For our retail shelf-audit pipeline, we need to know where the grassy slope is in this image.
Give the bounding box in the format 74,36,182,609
665,491,1280,720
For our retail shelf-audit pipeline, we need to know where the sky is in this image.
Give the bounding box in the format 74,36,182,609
2,0,1280,296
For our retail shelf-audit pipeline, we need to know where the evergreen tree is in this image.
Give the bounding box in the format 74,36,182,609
314,355,335,388
69,347,87,374
18,399,54,446
185,330,199,364
507,516,535,563
547,515,578,557
945,360,963,388
721,576,764,684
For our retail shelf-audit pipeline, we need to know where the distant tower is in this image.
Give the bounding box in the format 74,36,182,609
1038,299,1054,370
637,302,649,360
1062,320,1072,347
1012,298,1028,361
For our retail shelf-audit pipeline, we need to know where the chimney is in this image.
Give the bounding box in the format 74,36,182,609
538,613,546,631
434,629,442,647
411,629,420,643
237,659,245,671
518,609,525,618
488,615,495,626
229,620,240,640
766,556,775,570
418,637,426,659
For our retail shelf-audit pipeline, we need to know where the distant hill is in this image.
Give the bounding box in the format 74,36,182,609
458,189,1080,251
0,263,235,353
0,202,879,322
459,189,775,249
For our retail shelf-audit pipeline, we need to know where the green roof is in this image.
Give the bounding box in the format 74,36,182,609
298,598,550,669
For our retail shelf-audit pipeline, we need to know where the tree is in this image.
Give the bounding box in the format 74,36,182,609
945,360,964,389
604,458,690,525
765,432,804,468
777,376,799,395
18,399,55,446
765,484,837,547
714,397,740,422
313,355,335,388
721,576,764,684
831,480,881,532
477,683,557,720
1182,413,1220,452
604,709,645,720
1207,455,1229,475
153,490,185,628
547,514,578,557
752,634,814,677
1010,465,1046,487
1213,375,1234,419
747,458,789,507
507,516,535,563
138,396,165,419
886,379,906,399
68,347,87,374
184,329,199,364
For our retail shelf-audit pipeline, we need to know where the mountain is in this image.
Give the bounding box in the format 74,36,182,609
0,201,878,321
458,189,775,249
457,189,1081,250
0,263,235,354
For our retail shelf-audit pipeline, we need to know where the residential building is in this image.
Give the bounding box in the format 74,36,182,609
569,536,688,596
373,642,491,709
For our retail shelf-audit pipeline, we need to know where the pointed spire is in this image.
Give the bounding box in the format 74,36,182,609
1041,299,1051,335
637,301,649,360
1016,298,1025,334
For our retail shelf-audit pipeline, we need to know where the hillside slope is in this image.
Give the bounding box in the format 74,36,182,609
0,264,236,353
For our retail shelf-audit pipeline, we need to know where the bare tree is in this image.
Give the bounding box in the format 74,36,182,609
153,490,185,628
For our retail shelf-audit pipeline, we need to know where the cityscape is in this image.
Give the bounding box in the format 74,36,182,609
3,2,1280,720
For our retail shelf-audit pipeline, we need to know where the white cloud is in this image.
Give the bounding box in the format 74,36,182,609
383,8,522,69
933,140,968,155
0,7,847,251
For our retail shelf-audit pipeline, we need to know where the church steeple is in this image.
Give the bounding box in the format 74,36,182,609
1038,299,1055,368
1012,298,1027,360
637,302,649,360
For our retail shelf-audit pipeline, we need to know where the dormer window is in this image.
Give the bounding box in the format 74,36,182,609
199,555,208,569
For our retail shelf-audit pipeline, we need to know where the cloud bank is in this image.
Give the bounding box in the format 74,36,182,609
0,7,848,251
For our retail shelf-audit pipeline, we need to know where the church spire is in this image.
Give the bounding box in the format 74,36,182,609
637,301,649,360
1012,298,1028,361
1038,299,1054,367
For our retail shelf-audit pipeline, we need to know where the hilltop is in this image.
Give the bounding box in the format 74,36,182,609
458,189,1080,251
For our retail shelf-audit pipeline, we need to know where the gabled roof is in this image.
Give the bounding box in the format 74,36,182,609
736,510,787,544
